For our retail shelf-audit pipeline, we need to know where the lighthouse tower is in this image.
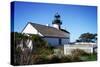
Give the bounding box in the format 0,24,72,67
52,13,62,30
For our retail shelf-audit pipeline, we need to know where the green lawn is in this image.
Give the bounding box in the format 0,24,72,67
80,53,97,61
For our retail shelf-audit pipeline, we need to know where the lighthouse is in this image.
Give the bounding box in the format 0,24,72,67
52,13,62,30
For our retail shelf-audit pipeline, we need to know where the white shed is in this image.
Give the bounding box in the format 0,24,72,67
64,43,97,55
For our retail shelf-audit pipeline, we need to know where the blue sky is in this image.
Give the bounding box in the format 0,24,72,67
12,1,97,42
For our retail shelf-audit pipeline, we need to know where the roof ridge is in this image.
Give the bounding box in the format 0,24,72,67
29,22,70,33
29,22,60,30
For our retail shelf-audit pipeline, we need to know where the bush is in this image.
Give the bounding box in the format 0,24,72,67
31,55,48,64
14,47,22,65
48,55,72,63
51,55,63,63
70,55,81,62
70,49,90,62
71,49,89,56
60,56,72,62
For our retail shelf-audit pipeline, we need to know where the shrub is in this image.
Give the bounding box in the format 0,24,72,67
14,47,22,65
71,49,89,56
47,55,72,63
49,55,61,63
31,55,48,64
70,54,81,62
60,56,72,62
70,49,90,62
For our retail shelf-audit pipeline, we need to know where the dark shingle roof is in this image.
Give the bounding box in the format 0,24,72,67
29,22,69,38
61,29,70,33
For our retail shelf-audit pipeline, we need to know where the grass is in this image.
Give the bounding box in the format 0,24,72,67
80,53,97,61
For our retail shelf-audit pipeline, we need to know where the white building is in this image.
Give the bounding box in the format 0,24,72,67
64,42,97,55
22,13,70,47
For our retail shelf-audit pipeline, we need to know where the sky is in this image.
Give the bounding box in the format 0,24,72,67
12,1,97,42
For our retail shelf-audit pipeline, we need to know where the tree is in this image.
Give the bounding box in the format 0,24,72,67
13,32,30,65
76,33,97,42
12,32,54,65
93,33,97,42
